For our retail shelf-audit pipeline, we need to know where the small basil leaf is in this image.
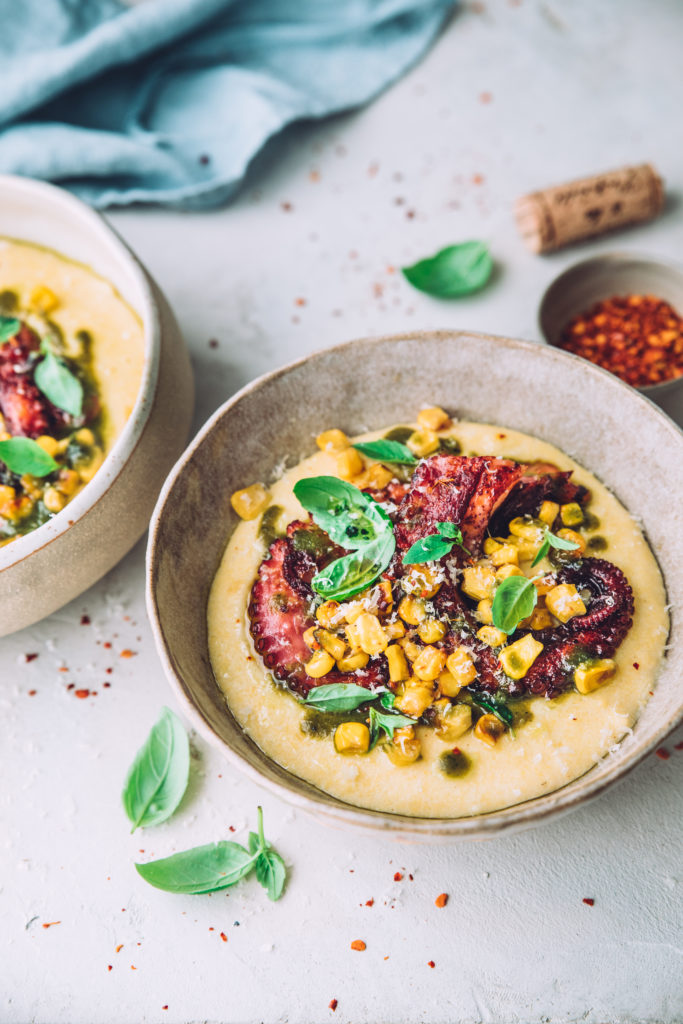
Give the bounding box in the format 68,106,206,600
135,842,256,894
0,437,58,478
368,706,417,747
293,476,391,550
352,440,417,465
34,351,84,418
122,707,190,832
402,533,454,565
491,575,538,634
379,692,397,711
470,693,514,728
531,535,550,568
0,316,20,343
303,683,379,713
435,521,462,541
255,849,287,901
312,531,395,600
248,831,260,856
547,531,581,551
402,241,493,299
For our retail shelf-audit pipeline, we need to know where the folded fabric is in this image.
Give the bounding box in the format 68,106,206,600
0,0,454,209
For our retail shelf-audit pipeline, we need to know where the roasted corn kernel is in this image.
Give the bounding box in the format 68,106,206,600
384,726,421,765
386,643,409,683
476,599,494,625
445,648,478,689
303,626,320,649
43,487,67,513
474,713,506,746
412,645,447,681
230,482,269,520
560,502,584,527
495,564,524,582
529,606,554,630
476,625,508,648
433,700,472,742
574,658,617,694
316,629,346,661
483,537,502,556
35,435,59,457
417,406,451,431
490,544,519,567
498,634,544,680
316,428,349,452
406,429,440,458
394,680,435,718
316,600,341,628
384,617,406,639
305,650,335,678
403,563,443,599
334,722,370,754
556,528,586,556
417,618,447,644
354,612,389,655
336,448,364,480
538,500,560,528
30,285,59,313
336,650,370,672
398,595,427,625
545,583,586,623
462,564,496,601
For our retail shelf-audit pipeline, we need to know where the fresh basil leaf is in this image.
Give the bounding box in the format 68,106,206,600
34,350,83,418
255,849,287,901
547,531,581,551
0,315,20,343
402,241,493,298
352,440,417,465
303,683,380,713
294,476,391,549
368,706,417,748
135,841,256,894
312,531,395,600
531,535,550,568
470,693,514,728
379,691,397,711
122,707,190,832
436,521,462,541
402,533,454,565
491,575,538,634
0,437,58,478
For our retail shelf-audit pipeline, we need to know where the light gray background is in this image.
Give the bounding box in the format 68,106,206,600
2,2,682,1022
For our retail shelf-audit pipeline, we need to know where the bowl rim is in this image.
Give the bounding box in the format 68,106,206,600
146,328,683,839
0,174,159,572
537,248,683,398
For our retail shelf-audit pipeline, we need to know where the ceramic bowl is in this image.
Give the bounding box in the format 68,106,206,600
0,175,194,636
539,252,683,422
147,330,683,841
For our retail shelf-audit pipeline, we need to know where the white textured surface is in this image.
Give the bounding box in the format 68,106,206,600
2,2,683,1022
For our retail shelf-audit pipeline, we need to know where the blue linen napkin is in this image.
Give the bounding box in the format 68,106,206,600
0,0,454,209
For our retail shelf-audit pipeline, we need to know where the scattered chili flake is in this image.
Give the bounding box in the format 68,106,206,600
294,297,307,307
107,965,112,972
103,641,112,649
656,748,670,760
497,432,507,439
427,960,436,968
220,932,228,942
452,746,461,755
208,338,219,349
309,170,320,183
329,999,338,1012
120,649,136,658
74,689,90,699
208,927,214,932
582,898,595,906
408,873,414,881
479,91,493,103
59,666,68,673
472,173,485,185
674,741,683,751
106,667,113,674
131,965,137,970
228,825,236,833
162,1007,168,1012
24,652,38,662
199,154,210,165
116,944,124,953
632,662,640,669
350,940,366,951
103,682,111,688
405,209,416,220
365,899,374,907
558,295,683,387
435,893,449,908
393,872,403,882
80,614,91,625
28,689,37,696
281,201,293,212
42,921,60,928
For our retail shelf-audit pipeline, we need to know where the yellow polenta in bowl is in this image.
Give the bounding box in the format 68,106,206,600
147,331,682,840
208,411,668,819
0,175,193,635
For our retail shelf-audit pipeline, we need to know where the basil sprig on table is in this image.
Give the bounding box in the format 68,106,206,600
402,521,469,565
34,340,84,419
351,439,417,466
135,807,286,901
0,315,20,343
402,241,493,299
293,476,395,600
491,574,538,634
531,528,580,567
122,707,190,832
303,685,414,747
0,437,58,477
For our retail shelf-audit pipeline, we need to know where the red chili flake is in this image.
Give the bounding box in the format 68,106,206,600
103,641,112,649
198,154,210,165
80,614,91,625
350,940,366,951
294,297,307,307
162,1007,168,1012
120,649,136,659
479,91,493,104
131,965,137,971
384,955,390,960
24,652,38,662
59,666,68,673
582,898,595,906
309,170,321,183
228,825,236,832
497,432,507,439
329,999,338,1012
408,873,414,881
208,927,214,931
633,662,640,669
28,690,37,696
116,944,124,953
472,173,485,185
42,921,60,928
427,960,436,968
365,899,374,907
393,872,403,882
281,201,293,212
405,209,416,219
103,682,111,688
674,742,683,751
107,965,112,972
208,338,219,349
452,746,461,755
105,667,113,674
435,893,449,908
558,295,683,387
220,932,228,942
656,748,670,760
74,689,90,699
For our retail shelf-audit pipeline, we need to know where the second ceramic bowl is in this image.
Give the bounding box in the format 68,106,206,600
147,330,683,841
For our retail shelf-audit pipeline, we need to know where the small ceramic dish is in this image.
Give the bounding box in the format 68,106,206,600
0,175,194,636
539,252,683,421
147,330,683,841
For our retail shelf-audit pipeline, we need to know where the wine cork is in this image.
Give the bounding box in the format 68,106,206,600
515,164,664,254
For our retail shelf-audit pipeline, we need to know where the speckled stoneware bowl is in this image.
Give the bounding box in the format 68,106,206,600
147,331,683,841
539,252,683,422
0,175,194,636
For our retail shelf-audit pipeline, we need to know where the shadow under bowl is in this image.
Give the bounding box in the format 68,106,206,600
147,330,683,841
